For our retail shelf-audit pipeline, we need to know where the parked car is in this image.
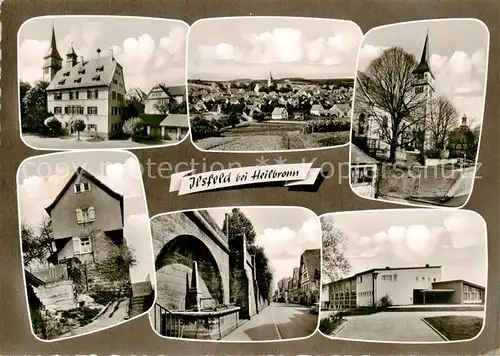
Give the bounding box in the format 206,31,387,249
309,302,319,314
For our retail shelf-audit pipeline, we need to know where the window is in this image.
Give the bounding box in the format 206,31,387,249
87,106,98,115
58,79,66,85
54,107,62,114
112,91,117,100
63,71,70,77
87,124,97,131
80,237,92,253
78,68,86,75
54,92,62,100
393,274,398,281
96,66,104,72
72,236,92,254
75,91,79,100
44,68,50,74
94,90,99,99
74,182,90,193
74,77,82,84
117,93,124,102
415,86,424,94
69,92,74,100
75,207,95,224
433,278,436,282
92,75,101,81
358,276,362,283
416,276,419,282
113,79,118,84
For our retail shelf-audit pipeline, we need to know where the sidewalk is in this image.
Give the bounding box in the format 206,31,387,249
222,305,278,341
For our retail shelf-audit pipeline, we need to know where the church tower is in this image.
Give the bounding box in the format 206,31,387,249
412,30,435,151
267,69,273,87
43,25,63,82
66,42,78,68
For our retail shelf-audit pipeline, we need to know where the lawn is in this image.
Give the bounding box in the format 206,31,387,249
423,315,483,341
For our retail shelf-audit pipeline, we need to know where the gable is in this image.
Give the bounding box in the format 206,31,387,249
45,167,124,225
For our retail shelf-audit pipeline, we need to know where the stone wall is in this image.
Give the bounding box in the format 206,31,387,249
151,212,230,305
33,280,77,312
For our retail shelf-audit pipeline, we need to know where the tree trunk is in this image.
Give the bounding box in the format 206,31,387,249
77,131,80,141
389,143,397,163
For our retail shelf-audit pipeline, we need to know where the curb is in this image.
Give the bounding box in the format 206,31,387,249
331,318,348,337
421,318,449,341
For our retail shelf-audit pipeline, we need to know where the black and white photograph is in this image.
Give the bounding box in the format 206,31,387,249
187,17,362,152
319,209,487,343
18,16,189,150
350,19,489,207
18,151,156,341
149,206,321,341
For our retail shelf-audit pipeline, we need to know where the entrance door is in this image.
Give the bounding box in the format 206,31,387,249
413,289,424,305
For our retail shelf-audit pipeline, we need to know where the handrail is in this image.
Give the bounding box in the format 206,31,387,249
153,303,186,337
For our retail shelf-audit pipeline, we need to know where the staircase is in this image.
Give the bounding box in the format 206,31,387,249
409,166,463,200
129,280,155,318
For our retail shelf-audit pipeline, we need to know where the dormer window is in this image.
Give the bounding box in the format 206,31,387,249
96,66,104,72
74,77,82,83
92,75,101,81
58,79,66,85
78,68,86,75
63,71,70,77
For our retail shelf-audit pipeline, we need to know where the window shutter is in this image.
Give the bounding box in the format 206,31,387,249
88,207,95,221
75,209,83,223
72,237,80,254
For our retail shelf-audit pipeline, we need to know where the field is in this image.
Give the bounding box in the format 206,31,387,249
193,120,349,151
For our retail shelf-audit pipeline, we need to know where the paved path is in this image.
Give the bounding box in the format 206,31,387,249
222,302,317,341
334,310,484,342
58,299,130,338
23,135,178,149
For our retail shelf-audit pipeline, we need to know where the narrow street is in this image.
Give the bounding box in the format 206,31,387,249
222,302,318,341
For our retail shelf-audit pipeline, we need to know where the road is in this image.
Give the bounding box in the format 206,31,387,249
222,302,318,341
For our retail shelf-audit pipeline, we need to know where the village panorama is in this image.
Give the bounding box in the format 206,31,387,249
188,71,354,152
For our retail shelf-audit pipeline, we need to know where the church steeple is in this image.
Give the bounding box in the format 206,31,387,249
44,25,62,61
66,41,78,67
413,30,434,78
267,69,273,87
43,24,63,82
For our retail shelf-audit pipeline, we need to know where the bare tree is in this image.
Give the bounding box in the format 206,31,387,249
355,46,428,162
320,216,351,283
428,96,459,151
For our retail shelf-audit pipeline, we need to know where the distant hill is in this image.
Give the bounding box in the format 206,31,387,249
189,78,354,85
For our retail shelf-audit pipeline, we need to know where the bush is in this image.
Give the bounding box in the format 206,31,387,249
304,118,350,133
46,118,65,137
88,284,121,305
319,314,343,335
191,115,219,140
61,306,101,326
377,294,393,310
123,117,145,140
317,131,350,147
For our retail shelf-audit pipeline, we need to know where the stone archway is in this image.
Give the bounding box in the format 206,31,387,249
155,234,224,310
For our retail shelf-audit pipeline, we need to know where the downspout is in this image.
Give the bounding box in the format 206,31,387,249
372,273,376,307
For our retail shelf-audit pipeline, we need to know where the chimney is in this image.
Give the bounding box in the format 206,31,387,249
96,48,101,63
110,47,114,62
80,56,84,66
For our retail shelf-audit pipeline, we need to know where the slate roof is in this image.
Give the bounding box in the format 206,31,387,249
46,56,119,91
351,144,379,165
272,107,287,116
160,114,189,128
140,114,189,128
45,167,124,227
310,104,324,112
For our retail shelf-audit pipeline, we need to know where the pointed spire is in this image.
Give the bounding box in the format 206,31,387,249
67,41,77,56
45,24,62,60
413,29,433,77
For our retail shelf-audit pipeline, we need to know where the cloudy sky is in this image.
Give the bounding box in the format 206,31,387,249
18,16,187,93
188,17,363,81
17,151,154,284
208,207,321,290
357,19,489,122
322,209,487,287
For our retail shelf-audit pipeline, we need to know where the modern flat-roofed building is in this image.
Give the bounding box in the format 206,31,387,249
323,264,485,309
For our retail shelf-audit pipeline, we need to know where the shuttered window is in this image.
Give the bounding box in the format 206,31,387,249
75,209,84,223
72,237,80,254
